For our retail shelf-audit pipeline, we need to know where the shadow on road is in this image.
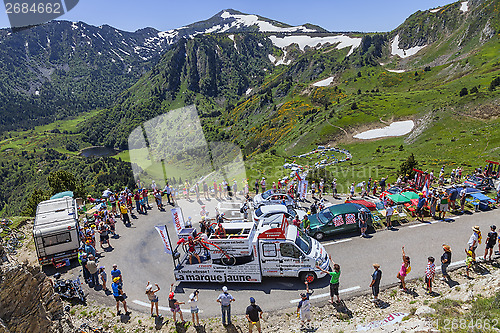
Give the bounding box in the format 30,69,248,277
224,323,243,333
154,316,166,330
194,324,207,333
331,299,353,318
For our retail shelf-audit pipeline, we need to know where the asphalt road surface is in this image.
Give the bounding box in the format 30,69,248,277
56,194,500,318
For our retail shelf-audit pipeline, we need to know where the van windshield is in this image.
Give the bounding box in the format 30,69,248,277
295,228,312,255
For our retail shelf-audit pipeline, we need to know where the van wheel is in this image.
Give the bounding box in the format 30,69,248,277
314,232,325,241
222,255,236,266
300,272,316,284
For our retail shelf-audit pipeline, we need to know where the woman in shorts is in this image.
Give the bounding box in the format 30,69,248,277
145,282,161,317
189,291,200,326
168,283,184,322
397,246,410,291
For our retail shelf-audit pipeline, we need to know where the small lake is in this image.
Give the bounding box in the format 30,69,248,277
80,146,118,157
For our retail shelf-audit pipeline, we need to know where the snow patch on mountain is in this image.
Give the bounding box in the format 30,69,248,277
429,8,441,13
386,69,406,73
391,35,426,58
268,54,276,63
269,35,361,56
313,77,335,87
460,1,469,12
220,10,316,33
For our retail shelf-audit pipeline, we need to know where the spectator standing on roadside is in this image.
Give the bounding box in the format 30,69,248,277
145,282,161,317
425,257,435,294
120,203,130,224
202,181,209,200
86,254,99,287
316,254,341,304
254,179,259,195
465,249,474,278
332,178,337,197
260,177,266,193
84,240,96,257
111,264,123,285
80,252,90,283
98,222,111,248
438,190,449,220
189,291,200,326
385,205,394,230
112,277,130,316
416,193,426,222
379,177,387,193
302,215,310,233
168,283,184,323
370,263,382,304
134,191,142,214
164,183,173,205
440,244,452,281
484,225,497,261
246,297,263,333
217,286,235,326
468,226,481,262
429,189,438,219
397,246,411,291
99,266,108,291
349,183,355,199
297,281,313,330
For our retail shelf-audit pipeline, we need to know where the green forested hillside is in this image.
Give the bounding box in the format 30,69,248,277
0,0,499,216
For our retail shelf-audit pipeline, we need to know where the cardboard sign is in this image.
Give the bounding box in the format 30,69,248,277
171,207,185,235
356,312,408,331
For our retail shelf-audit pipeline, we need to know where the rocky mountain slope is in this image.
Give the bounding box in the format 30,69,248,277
0,249,73,332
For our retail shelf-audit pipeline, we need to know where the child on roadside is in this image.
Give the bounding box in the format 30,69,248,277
424,257,435,294
99,266,107,291
465,249,474,279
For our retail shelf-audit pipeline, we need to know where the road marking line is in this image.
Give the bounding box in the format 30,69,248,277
132,300,202,313
409,221,440,228
322,238,352,246
290,286,360,303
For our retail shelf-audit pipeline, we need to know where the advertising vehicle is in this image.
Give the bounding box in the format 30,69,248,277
33,197,81,265
173,220,330,283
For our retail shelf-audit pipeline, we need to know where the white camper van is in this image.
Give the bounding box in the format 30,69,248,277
173,219,330,283
33,197,80,265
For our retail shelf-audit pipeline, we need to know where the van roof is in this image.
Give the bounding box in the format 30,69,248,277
35,197,77,228
36,197,74,215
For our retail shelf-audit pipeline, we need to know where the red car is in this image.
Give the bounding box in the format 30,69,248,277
344,199,377,211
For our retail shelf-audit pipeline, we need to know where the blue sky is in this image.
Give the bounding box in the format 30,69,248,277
0,0,454,32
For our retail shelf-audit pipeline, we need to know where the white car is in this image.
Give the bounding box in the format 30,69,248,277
253,190,296,208
252,204,307,227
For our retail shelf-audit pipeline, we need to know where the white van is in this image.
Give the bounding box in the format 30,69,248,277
33,197,81,265
173,221,329,283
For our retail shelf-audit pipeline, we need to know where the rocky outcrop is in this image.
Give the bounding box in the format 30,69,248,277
0,260,73,333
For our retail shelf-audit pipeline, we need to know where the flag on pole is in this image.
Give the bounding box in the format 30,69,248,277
295,170,302,181
154,225,173,254
422,180,429,198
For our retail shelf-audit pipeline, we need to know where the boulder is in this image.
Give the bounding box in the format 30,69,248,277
415,305,436,316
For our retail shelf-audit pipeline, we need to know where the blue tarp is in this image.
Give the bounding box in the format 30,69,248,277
50,191,74,200
469,192,495,203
